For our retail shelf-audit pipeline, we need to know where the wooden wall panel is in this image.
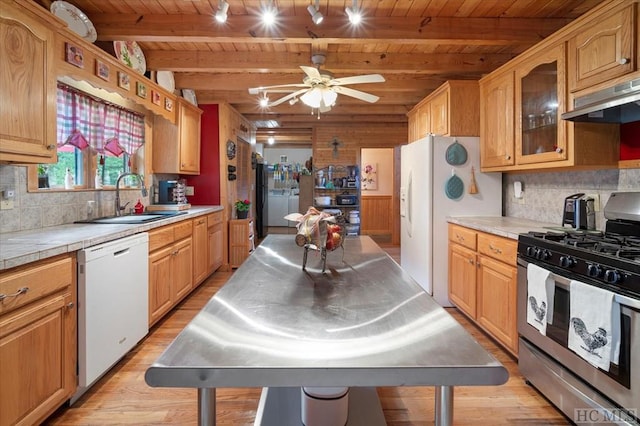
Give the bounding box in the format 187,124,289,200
360,195,393,236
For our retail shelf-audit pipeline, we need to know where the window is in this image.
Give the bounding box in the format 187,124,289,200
34,83,145,191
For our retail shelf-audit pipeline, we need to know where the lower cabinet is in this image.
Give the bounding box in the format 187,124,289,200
149,221,193,327
229,218,255,268
192,216,209,287
448,224,518,357
0,254,76,426
207,211,224,274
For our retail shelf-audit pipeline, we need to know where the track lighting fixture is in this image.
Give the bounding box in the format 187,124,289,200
215,0,229,23
261,1,277,26
346,0,362,25
267,136,275,145
307,0,323,25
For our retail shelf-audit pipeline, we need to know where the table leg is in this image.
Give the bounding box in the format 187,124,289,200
197,388,216,426
434,385,453,426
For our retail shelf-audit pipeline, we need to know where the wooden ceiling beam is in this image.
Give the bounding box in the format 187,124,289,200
244,114,408,125
232,103,411,116
145,50,512,73
90,14,571,46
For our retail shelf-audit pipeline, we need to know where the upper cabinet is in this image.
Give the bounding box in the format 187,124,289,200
568,4,636,93
480,71,515,168
407,80,480,142
153,98,202,175
0,1,57,164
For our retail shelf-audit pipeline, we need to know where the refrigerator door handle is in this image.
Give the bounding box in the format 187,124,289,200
407,171,413,238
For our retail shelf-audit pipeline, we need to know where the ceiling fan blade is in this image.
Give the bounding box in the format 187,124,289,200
333,86,380,103
268,89,309,107
300,65,322,81
330,74,385,86
248,83,308,95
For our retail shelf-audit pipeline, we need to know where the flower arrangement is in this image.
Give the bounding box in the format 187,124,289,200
235,199,251,212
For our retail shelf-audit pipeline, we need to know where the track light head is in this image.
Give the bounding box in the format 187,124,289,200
346,0,362,25
307,4,323,25
215,0,229,23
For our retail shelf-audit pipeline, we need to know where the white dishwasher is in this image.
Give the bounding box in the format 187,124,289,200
71,232,149,404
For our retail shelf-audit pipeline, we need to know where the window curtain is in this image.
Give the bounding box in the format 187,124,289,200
56,83,145,155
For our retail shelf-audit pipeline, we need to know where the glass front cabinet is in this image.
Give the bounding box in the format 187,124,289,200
515,43,567,165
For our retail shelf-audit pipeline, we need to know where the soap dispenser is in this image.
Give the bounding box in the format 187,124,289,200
64,168,74,189
134,199,144,214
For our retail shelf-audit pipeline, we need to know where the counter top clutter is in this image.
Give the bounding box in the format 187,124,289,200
0,206,222,270
145,235,508,426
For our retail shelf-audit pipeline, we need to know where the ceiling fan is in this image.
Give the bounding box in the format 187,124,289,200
248,54,385,113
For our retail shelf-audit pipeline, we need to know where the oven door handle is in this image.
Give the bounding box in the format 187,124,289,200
518,258,640,311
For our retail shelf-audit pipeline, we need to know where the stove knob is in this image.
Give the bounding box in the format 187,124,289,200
535,249,551,261
587,264,602,278
526,246,537,257
604,269,622,284
559,256,575,268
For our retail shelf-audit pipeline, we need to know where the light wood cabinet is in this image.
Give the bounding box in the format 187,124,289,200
192,216,209,287
0,0,57,164
148,221,193,326
152,98,202,174
447,224,518,357
568,4,636,92
229,218,255,268
207,211,224,274
407,80,480,142
0,254,76,426
480,71,515,168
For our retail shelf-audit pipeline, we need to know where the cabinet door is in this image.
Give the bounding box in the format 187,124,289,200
568,5,635,92
179,101,202,174
149,245,174,325
0,291,75,426
192,217,208,287
515,44,567,165
429,90,448,136
0,4,57,163
208,222,224,273
480,71,515,169
448,243,477,319
477,255,518,356
173,238,193,302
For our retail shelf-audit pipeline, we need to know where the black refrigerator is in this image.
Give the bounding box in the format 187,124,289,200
255,163,268,239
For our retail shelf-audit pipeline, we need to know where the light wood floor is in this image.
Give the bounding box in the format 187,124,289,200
46,245,569,425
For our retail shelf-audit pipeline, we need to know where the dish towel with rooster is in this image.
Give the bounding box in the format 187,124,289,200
568,280,620,371
526,264,555,335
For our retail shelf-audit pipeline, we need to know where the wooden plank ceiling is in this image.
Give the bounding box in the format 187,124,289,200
37,0,607,145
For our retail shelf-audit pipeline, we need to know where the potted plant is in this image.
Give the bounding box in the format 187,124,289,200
235,199,251,219
37,164,49,189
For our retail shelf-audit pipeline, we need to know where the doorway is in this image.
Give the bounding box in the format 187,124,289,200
359,148,396,244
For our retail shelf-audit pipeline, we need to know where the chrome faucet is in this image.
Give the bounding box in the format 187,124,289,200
115,173,148,216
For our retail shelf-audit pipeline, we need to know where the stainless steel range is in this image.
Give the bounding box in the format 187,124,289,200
517,191,640,426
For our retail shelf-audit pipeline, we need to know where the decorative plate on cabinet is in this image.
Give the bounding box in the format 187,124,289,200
226,140,236,160
51,1,97,43
156,71,175,93
182,89,197,105
113,41,146,75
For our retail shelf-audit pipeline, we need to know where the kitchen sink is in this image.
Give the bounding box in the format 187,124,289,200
75,211,188,225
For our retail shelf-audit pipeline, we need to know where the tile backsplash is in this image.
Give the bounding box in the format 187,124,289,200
0,165,150,233
503,168,640,230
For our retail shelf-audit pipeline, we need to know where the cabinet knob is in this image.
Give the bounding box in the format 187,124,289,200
456,234,465,242
0,286,28,300
505,154,511,160
555,147,563,154
489,244,503,254
467,258,474,265
67,302,75,310
618,57,630,65
47,144,56,151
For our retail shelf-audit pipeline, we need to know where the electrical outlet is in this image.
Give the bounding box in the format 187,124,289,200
587,193,601,211
515,196,525,205
0,200,14,210
185,186,195,196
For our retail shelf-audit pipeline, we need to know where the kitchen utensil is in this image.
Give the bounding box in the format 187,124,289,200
444,170,464,200
51,1,97,42
314,196,331,206
469,166,478,194
445,140,468,165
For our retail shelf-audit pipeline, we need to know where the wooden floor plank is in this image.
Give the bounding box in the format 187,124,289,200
46,246,568,425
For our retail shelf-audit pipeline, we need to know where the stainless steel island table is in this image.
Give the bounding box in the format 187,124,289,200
145,235,508,425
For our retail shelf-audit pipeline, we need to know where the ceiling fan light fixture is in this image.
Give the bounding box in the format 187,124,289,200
267,136,275,145
215,0,229,23
259,95,269,108
307,1,323,25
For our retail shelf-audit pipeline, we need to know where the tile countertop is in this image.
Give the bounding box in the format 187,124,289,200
447,216,562,240
0,206,223,271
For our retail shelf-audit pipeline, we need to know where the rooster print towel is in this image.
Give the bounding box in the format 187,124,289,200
568,280,620,372
526,264,555,335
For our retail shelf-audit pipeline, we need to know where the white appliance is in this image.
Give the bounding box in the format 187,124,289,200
72,233,149,403
400,135,502,306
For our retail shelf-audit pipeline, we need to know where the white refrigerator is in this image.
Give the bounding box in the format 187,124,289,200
400,135,502,306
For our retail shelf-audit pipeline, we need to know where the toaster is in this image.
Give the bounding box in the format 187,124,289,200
562,193,595,230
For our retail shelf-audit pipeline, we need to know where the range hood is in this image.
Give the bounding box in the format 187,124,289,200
561,76,640,123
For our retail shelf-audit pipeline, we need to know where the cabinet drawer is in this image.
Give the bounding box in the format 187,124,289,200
477,233,517,265
174,220,193,240
149,225,175,252
0,255,73,315
207,212,223,227
448,224,477,250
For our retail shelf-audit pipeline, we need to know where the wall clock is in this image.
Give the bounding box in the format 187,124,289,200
226,140,236,160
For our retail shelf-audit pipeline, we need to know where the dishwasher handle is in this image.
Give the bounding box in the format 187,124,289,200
114,248,130,257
